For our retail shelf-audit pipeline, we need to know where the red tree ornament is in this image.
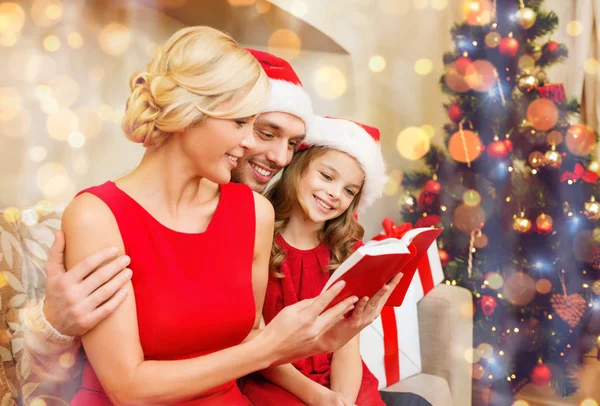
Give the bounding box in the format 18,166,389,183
448,104,464,123
503,139,513,153
499,37,520,57
423,180,441,194
438,249,450,267
481,295,497,316
487,140,510,159
546,41,560,53
415,215,441,228
530,363,552,386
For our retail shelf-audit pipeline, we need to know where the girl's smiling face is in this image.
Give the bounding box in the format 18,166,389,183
296,149,364,224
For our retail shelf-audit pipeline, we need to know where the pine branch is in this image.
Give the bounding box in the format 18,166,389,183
537,42,569,67
550,364,580,398
526,11,560,40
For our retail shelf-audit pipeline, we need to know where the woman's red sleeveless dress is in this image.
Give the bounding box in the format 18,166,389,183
70,181,256,405
239,235,385,406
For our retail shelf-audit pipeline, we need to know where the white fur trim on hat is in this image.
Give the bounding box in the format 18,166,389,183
262,79,314,130
305,116,387,212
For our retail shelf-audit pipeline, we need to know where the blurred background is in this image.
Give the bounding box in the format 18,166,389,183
1,0,600,405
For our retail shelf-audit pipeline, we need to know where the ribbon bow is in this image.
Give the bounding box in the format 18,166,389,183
372,217,413,241
560,163,599,184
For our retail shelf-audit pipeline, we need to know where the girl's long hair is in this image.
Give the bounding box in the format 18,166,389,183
265,146,365,278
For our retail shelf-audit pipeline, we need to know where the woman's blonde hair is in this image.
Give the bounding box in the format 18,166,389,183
265,146,365,278
122,26,270,147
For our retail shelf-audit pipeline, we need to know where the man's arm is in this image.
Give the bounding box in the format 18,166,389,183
19,230,131,383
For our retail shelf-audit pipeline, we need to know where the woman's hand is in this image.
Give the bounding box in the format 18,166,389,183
259,280,359,365
320,272,404,352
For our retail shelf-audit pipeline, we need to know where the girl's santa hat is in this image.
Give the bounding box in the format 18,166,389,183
246,49,313,129
303,116,387,211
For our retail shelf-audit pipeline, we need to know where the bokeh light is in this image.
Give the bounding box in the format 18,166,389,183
463,189,481,207
536,279,552,294
505,272,536,306
0,87,22,121
462,0,493,26
584,58,600,74
290,1,308,17
36,162,74,199
67,32,83,48
29,146,48,163
453,204,485,234
255,0,271,13
396,127,430,160
421,124,435,139
580,399,598,406
47,108,78,141
465,347,480,363
449,130,483,163
88,66,105,82
0,2,25,35
369,55,386,73
527,99,559,131
43,34,61,52
59,352,76,368
68,132,86,148
513,401,530,406
484,32,501,48
0,32,18,47
10,51,56,83
415,58,433,75
431,0,448,11
477,342,494,359
314,66,347,100
518,55,535,72
383,177,400,196
565,124,596,156
486,272,504,290
99,23,131,56
268,29,301,60
31,0,63,27
465,60,496,92
546,130,563,146
566,20,583,37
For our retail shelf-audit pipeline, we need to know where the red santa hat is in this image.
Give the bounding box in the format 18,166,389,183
246,48,314,129
302,116,387,211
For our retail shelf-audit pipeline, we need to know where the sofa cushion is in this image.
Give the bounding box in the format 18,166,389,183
382,373,453,406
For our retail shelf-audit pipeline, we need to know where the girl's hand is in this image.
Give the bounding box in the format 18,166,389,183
259,281,359,365
312,388,356,406
320,272,404,352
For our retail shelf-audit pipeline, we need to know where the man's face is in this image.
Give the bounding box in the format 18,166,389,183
231,112,306,193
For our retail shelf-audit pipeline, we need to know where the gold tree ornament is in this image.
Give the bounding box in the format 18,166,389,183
518,74,539,92
516,7,537,29
531,44,543,60
583,197,600,221
544,148,562,168
513,213,532,233
398,192,417,213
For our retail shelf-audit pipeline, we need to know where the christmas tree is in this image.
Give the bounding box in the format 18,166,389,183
398,0,600,401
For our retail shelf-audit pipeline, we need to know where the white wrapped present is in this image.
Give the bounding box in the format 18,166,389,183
360,287,421,389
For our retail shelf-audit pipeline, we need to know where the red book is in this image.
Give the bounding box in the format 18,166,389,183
321,227,442,310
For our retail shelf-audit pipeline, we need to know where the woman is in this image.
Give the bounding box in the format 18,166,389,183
64,27,369,405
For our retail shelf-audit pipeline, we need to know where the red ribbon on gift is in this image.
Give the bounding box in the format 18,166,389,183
372,217,413,241
381,306,400,386
372,217,436,294
560,163,599,184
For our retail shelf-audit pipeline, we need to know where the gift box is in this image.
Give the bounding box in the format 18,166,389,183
360,286,421,389
371,217,445,302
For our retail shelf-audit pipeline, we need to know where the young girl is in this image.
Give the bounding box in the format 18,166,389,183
240,116,388,405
